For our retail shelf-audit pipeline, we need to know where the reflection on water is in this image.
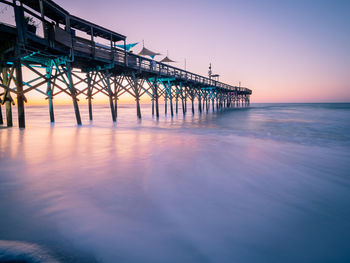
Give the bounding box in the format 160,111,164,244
1,103,350,262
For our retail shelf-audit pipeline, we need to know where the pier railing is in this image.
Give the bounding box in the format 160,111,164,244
72,41,250,93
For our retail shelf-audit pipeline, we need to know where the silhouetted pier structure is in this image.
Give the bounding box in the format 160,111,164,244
0,0,252,128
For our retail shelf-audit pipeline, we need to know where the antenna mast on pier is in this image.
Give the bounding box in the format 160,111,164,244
208,63,212,79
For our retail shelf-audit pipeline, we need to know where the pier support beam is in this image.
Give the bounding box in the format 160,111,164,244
187,87,195,115
191,97,194,114
131,73,141,119
167,81,174,117
175,93,178,114
164,87,167,115
206,96,209,112
178,83,185,116
87,73,93,121
46,64,54,123
0,99,3,125
152,92,155,116
66,63,82,125
212,94,215,112
202,92,206,112
227,93,230,108
105,72,116,122
198,90,202,114
114,75,124,119
5,95,13,127
155,83,159,118
15,59,25,128
0,67,4,124
216,94,219,111
2,67,13,127
136,94,141,119
149,79,159,118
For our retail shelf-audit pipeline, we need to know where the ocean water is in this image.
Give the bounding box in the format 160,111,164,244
0,103,350,263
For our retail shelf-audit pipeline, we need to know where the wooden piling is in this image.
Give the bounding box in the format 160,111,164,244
198,90,202,114
66,63,82,125
0,69,5,125
205,97,208,112
206,97,209,112
216,94,219,110
212,96,215,112
2,67,13,127
164,88,168,115
191,93,195,115
105,72,116,122
181,96,185,115
202,93,205,112
136,94,141,119
180,83,185,115
87,73,93,121
5,97,12,127
15,59,25,128
46,65,54,123
0,100,3,125
168,82,174,117
175,93,178,114
132,73,141,119
181,88,185,115
155,84,159,118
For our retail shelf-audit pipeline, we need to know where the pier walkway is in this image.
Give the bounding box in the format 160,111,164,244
0,0,252,128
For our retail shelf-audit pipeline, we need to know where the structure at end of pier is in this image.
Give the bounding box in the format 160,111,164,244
0,0,252,128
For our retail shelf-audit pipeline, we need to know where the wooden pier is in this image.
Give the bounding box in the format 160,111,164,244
0,0,252,128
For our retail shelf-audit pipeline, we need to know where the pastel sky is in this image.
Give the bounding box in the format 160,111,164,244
7,0,348,103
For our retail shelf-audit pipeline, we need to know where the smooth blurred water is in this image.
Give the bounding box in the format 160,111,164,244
1,103,350,262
